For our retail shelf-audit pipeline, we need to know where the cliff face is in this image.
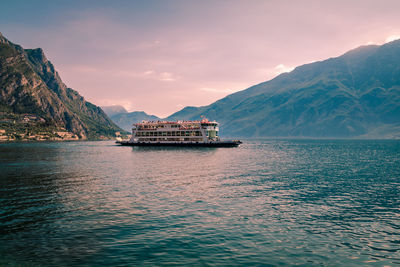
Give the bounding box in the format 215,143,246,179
0,32,122,140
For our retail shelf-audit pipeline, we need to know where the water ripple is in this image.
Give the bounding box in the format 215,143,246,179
0,140,400,266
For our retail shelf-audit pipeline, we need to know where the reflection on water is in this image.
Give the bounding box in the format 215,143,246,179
1,140,400,266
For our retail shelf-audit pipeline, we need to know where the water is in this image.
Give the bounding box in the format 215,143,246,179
0,140,400,266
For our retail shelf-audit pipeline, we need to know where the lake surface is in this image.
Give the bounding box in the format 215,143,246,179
1,140,400,266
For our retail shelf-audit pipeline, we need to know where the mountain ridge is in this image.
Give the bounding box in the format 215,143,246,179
165,40,400,138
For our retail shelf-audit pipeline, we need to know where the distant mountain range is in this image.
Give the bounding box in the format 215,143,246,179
0,32,122,141
102,106,159,131
3,29,399,140
164,40,400,138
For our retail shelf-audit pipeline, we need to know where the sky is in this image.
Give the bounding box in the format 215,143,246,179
1,0,400,117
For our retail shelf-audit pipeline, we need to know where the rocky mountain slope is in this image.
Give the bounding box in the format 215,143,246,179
167,40,400,138
0,32,122,141
102,106,159,131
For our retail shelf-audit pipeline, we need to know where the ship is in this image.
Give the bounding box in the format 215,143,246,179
116,118,241,147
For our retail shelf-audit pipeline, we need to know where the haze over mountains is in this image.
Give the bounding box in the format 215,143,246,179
0,33,122,140
162,40,400,138
102,105,128,117
102,106,159,131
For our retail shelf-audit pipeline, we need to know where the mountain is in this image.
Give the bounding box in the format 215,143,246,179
105,110,160,131
0,32,122,141
102,105,128,117
167,40,400,138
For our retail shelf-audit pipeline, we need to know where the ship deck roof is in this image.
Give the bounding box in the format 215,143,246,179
135,120,218,125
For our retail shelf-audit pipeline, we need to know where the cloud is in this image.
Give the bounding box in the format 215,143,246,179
159,72,177,82
96,99,134,111
363,35,400,46
143,70,154,75
385,34,400,43
274,64,295,75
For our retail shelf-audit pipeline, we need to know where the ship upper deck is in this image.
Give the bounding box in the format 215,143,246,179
134,119,218,127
